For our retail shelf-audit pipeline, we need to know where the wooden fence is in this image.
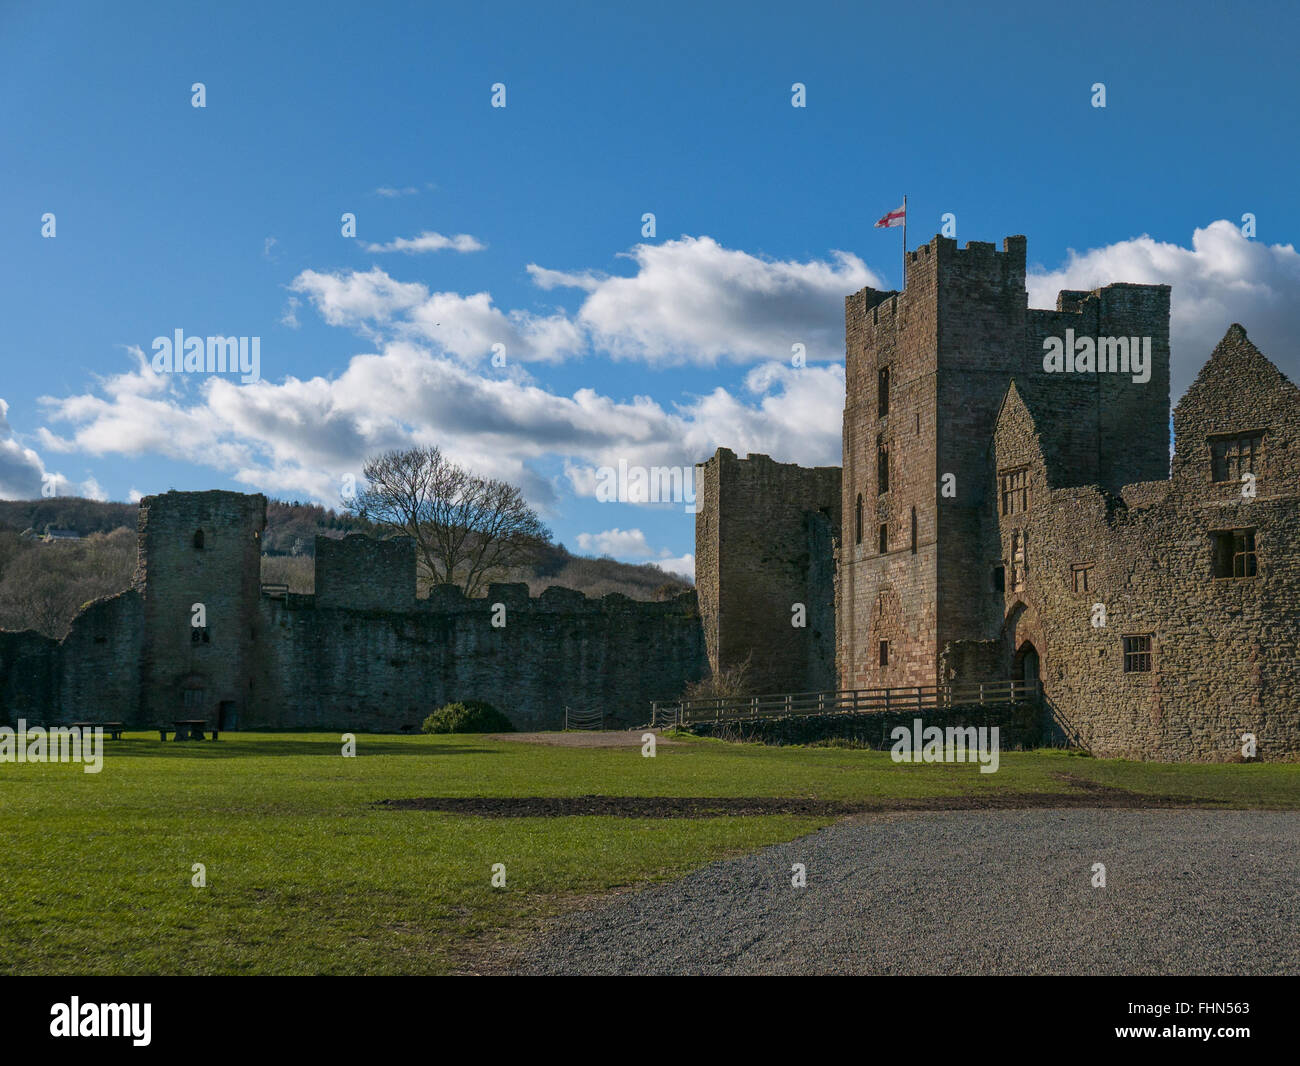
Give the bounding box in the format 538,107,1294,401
651,679,1041,728
564,706,604,731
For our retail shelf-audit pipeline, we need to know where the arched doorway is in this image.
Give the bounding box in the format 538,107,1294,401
1014,641,1039,686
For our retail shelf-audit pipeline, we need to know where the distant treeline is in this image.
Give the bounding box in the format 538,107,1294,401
0,496,692,637
0,498,136,537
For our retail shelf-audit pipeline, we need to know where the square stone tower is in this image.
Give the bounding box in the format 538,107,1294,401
133,490,267,727
838,234,1170,691
696,448,841,693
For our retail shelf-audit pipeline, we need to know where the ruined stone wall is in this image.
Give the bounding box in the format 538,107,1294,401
251,584,706,731
990,326,1300,760
55,591,144,721
695,449,840,694
0,630,58,723
315,534,416,611
2,491,706,730
0,591,143,724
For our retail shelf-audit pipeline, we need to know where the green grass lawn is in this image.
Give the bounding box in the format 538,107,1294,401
1,731,1297,975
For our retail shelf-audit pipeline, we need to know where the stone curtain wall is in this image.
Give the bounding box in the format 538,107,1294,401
0,630,58,722
315,534,416,611
252,585,706,731
2,492,705,730
0,591,144,724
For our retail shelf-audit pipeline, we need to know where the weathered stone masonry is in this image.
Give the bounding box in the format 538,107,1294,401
694,449,840,694
695,233,1299,761
5,232,1297,760
0,505,706,731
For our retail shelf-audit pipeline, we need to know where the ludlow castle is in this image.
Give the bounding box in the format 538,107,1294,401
1,234,1297,760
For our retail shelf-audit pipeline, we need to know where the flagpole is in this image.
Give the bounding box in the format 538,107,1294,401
901,194,907,290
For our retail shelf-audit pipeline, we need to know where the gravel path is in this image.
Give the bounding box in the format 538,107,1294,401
514,809,1300,975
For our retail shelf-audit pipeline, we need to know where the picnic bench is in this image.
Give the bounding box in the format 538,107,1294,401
70,722,126,740
159,720,219,742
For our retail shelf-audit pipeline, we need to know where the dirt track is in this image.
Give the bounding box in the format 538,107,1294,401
377,776,1246,818
486,730,681,748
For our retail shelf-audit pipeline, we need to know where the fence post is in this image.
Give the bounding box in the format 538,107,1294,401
916,686,922,711
979,683,985,706
885,687,891,712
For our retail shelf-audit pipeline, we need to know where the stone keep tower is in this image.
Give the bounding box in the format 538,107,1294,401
838,235,1170,691
134,490,267,727
695,448,841,693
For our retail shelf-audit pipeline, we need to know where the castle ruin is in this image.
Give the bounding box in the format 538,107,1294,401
0,494,706,730
697,233,1300,761
2,232,1297,759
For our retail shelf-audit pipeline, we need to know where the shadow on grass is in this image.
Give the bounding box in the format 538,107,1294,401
92,737,500,759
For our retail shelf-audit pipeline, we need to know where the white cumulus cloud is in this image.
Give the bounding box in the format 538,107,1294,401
529,236,880,365
1028,220,1300,396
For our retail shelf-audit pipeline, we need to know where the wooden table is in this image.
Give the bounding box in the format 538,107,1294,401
70,722,126,740
162,720,213,741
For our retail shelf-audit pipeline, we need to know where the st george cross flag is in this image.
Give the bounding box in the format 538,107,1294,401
874,203,906,229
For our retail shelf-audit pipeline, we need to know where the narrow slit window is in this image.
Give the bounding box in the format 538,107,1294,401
1072,564,1094,593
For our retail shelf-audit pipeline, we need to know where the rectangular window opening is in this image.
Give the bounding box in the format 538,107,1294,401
1212,528,1257,579
1122,634,1153,673
999,467,1029,516
1209,432,1263,484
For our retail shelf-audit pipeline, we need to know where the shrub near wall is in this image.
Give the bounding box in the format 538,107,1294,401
421,701,516,734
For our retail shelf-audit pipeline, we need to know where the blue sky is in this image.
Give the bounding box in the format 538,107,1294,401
3,0,1298,576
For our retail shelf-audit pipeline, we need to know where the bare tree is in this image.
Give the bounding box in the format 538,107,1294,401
682,653,753,702
347,446,551,597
